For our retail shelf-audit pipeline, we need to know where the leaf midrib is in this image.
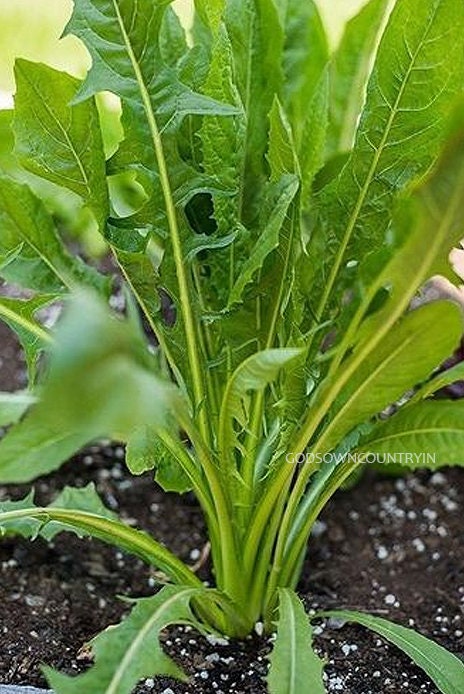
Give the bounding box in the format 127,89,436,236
19,67,90,188
316,331,418,452
104,590,191,694
364,424,464,447
317,3,440,321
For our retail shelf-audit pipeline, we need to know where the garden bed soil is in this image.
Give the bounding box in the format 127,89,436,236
1,322,463,694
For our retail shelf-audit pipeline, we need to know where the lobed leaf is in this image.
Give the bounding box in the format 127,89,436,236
307,0,464,321
0,177,109,295
45,586,200,693
13,59,109,231
0,485,201,586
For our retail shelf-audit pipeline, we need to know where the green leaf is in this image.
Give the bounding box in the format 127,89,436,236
41,483,117,540
45,586,200,693
13,59,109,231
126,425,193,493
410,361,464,404
0,176,109,295
320,610,464,694
0,488,202,586
199,23,246,239
224,0,285,225
300,71,329,205
218,348,301,467
327,0,392,155
0,293,185,483
0,295,55,382
316,300,463,454
0,391,36,427
227,174,299,308
159,7,189,67
308,0,464,321
267,589,325,694
279,0,329,151
355,400,464,468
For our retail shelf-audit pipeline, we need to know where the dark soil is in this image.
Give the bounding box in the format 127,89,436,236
1,322,463,694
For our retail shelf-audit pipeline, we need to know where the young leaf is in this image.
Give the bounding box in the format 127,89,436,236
13,59,109,230
227,174,299,308
218,348,302,464
45,587,200,693
320,610,464,694
267,589,325,694
355,400,464,468
326,0,392,155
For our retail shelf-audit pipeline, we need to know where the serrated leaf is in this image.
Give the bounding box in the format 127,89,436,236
267,589,325,694
0,176,109,295
308,0,464,321
13,59,109,231
41,483,118,540
320,610,464,694
45,586,200,693
224,0,285,225
228,174,299,308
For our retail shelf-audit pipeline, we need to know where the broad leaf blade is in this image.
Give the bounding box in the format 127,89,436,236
317,300,463,453
356,400,464,467
0,391,36,427
321,610,464,694
308,0,464,321
13,59,109,231
268,589,325,694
